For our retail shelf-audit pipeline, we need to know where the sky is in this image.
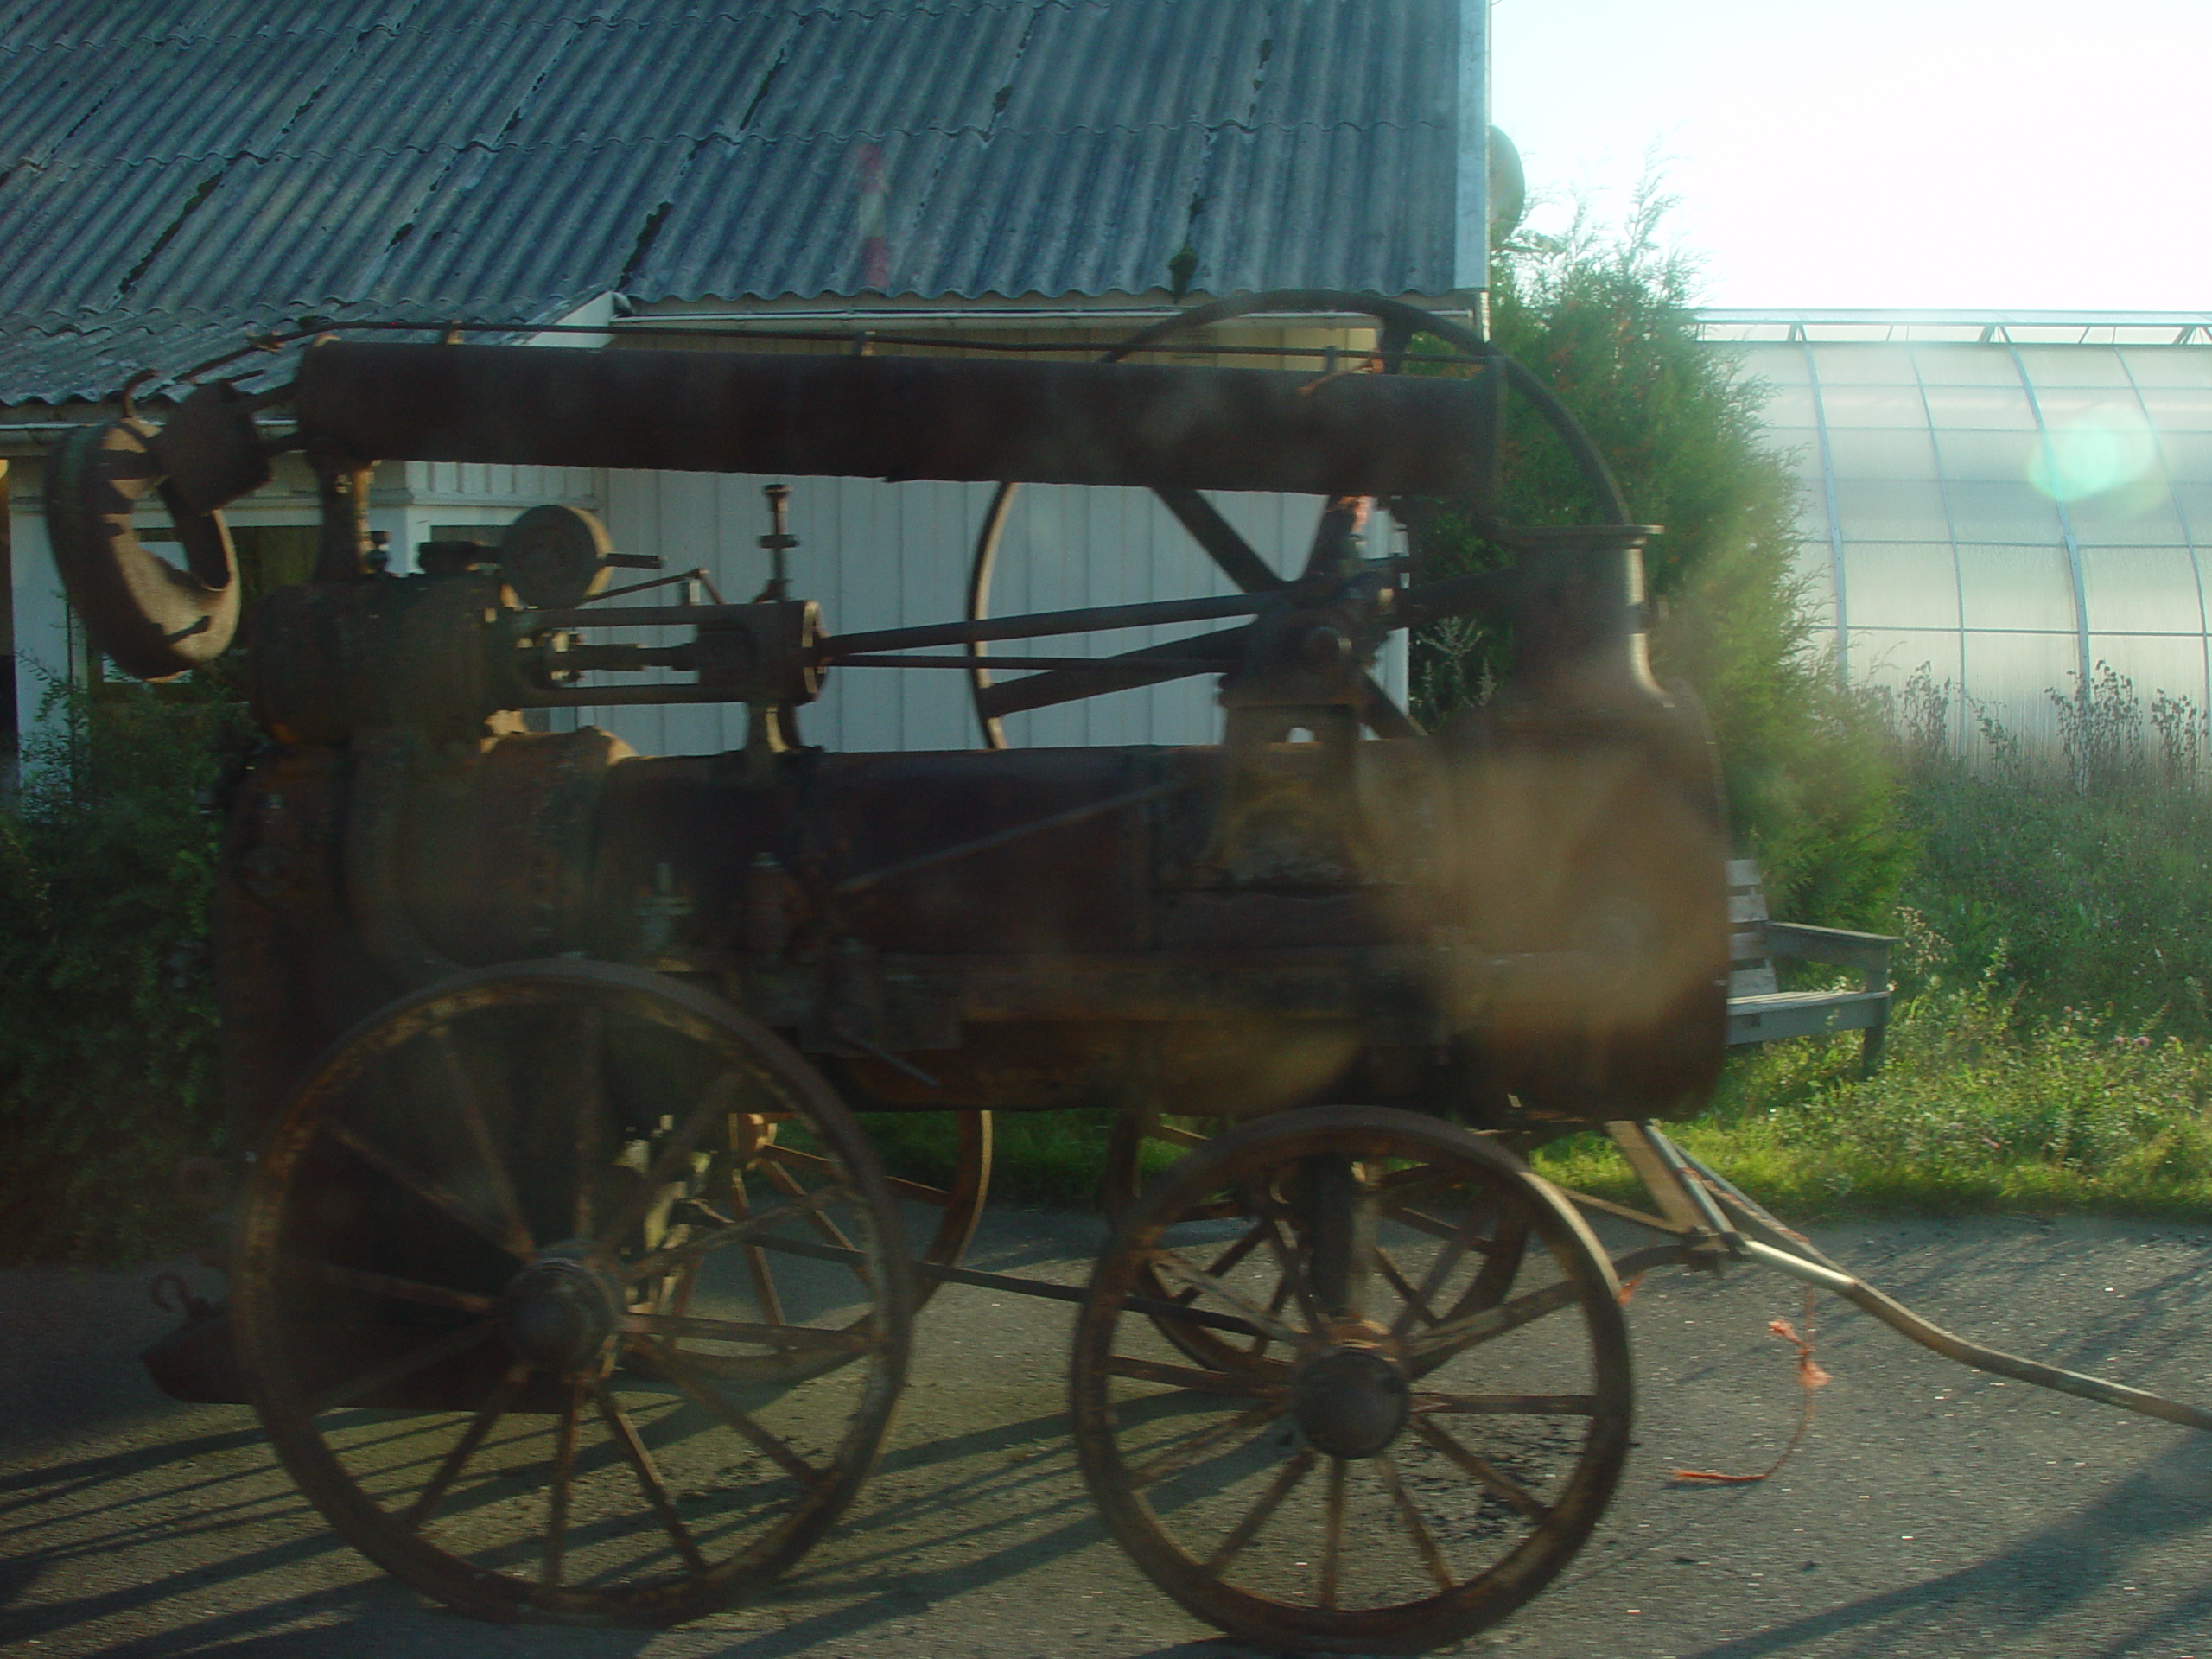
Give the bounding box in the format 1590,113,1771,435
1489,0,2211,314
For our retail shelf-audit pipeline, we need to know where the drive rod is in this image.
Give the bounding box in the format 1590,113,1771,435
1643,1129,2212,1435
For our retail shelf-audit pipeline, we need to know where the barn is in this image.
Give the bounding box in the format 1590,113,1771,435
0,0,1500,766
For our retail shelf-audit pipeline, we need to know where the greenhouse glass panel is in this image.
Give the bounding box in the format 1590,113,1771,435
1809,345,1918,385
1943,481,2063,543
2031,386,2152,426
1824,426,1938,479
2066,483,2187,546
1934,428,2040,482
1849,627,1966,694
1955,543,2077,632
2077,545,2204,635
1911,344,2026,386
1832,478,1948,541
2171,484,2212,532
2159,432,2212,477
2083,633,2209,715
2135,387,2212,430
1920,383,2037,429
1960,632,2077,751
1841,543,1959,630
1755,385,1819,427
2118,348,2212,388
1812,383,1929,427
2012,346,2136,389
1736,345,1809,383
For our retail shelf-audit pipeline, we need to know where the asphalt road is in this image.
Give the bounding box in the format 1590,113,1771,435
5,1211,2212,1659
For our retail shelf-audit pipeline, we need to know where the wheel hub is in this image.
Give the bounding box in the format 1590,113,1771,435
1291,1344,1409,1459
498,1245,622,1374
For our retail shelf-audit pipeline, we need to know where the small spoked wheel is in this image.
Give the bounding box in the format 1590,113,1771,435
695,1104,989,1383
1071,1106,1630,1654
232,961,912,1625
1100,1104,1531,1381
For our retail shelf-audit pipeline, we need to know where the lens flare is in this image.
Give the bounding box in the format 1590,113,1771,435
2028,405,2158,502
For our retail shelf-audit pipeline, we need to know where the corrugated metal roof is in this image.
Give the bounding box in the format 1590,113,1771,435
0,0,1463,404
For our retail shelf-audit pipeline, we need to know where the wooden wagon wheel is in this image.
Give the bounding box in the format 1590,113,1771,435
682,1104,989,1380
963,290,1631,748
232,960,911,1625
1071,1106,1630,1654
1100,1106,1531,1381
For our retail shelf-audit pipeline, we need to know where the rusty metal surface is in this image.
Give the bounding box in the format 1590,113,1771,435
291,343,1501,499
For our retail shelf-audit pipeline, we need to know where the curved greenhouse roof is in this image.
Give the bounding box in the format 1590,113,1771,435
1711,312,2212,759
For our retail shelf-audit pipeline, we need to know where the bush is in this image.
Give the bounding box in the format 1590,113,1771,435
1413,185,1905,928
0,676,249,1262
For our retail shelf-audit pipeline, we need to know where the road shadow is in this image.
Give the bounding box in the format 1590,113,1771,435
1685,1432,2212,1659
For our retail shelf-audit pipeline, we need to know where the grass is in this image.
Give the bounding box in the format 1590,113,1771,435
877,977,2212,1224
1533,980,2212,1220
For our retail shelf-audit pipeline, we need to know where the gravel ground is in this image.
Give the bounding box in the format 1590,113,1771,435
4,1211,2212,1658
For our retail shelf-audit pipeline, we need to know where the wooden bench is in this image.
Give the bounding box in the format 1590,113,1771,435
1726,858,1897,1071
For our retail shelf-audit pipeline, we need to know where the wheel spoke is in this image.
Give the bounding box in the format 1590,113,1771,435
287,1257,497,1316
1103,1354,1287,1398
594,1072,743,1255
1164,1219,1269,1310
1244,1278,1294,1360
1202,1447,1315,1575
652,1350,830,1488
569,1006,604,1237
1255,1215,1330,1333
323,1120,524,1261
594,1382,709,1574
1410,1415,1554,1523
1377,1202,1468,1247
1389,1208,1492,1338
404,1362,530,1531
1154,486,1283,594
1411,1390,1597,1416
1402,1276,1585,1360
760,1159,867,1268
306,1319,496,1414
622,1185,851,1282
1372,1244,1436,1329
1146,1249,1308,1346
1375,1449,1455,1592
1319,1458,1347,1610
431,1027,534,1258
620,1310,879,1354
1128,1400,1287,1489
726,1177,788,1326
543,1377,583,1586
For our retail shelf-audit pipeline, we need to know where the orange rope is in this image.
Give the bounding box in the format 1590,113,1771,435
1669,1287,1830,1484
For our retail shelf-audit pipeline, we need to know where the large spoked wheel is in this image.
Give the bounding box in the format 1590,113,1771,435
1101,1105,1530,1381
1071,1106,1630,1654
965,289,1632,748
232,961,912,1626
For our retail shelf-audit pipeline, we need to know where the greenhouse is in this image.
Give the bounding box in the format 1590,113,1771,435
1713,311,2212,762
